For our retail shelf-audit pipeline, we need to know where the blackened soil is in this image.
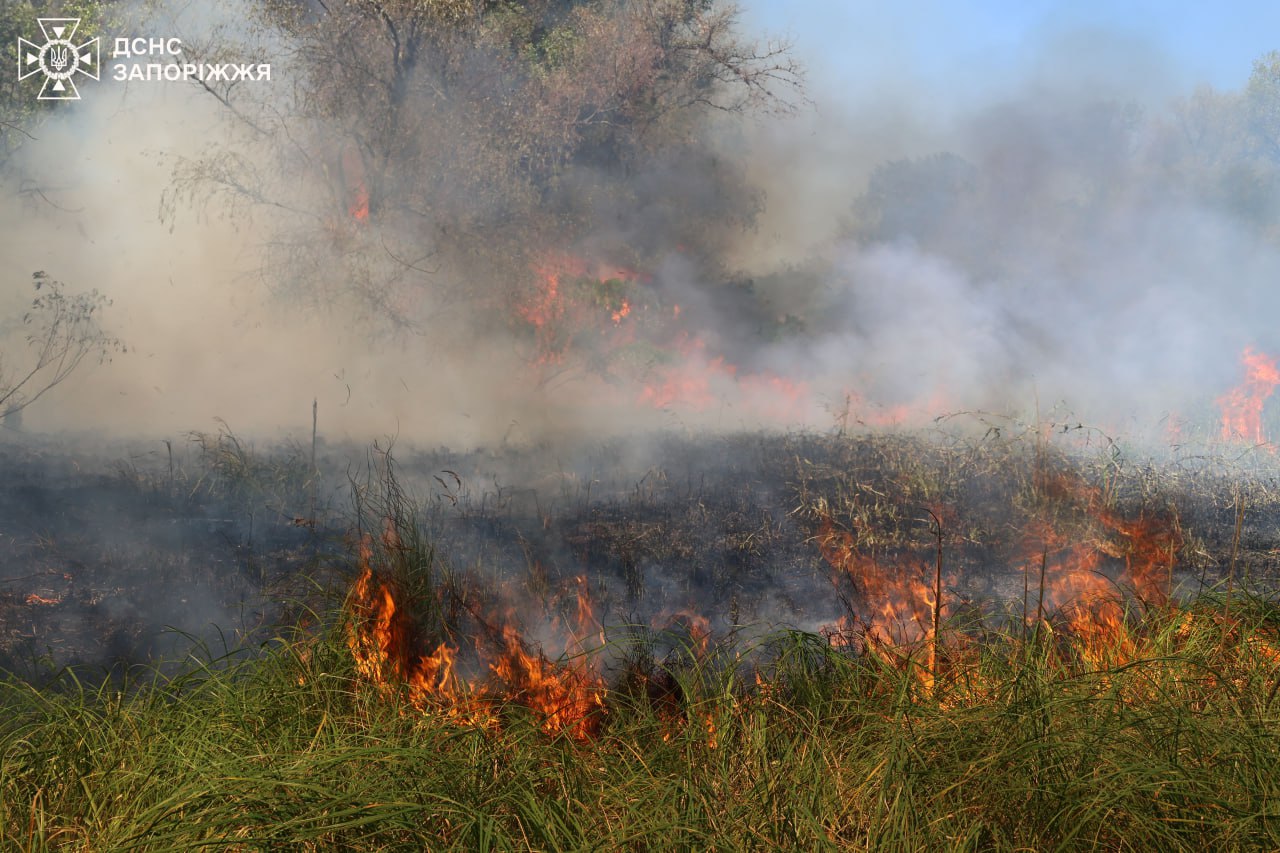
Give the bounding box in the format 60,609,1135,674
2,428,1278,678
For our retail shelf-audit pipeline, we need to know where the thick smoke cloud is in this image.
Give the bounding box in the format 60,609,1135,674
1,5,1276,450
724,26,1280,442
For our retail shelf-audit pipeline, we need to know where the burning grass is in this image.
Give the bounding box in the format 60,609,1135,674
3,596,1280,849
5,424,1280,846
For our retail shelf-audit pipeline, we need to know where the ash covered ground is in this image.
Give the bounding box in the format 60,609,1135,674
2,422,1277,678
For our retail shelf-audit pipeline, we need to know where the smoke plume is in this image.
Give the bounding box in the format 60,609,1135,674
1,3,1276,452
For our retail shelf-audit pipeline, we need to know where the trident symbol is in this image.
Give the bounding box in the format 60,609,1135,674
48,44,68,72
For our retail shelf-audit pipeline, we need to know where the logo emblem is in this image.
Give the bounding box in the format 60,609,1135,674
18,18,99,100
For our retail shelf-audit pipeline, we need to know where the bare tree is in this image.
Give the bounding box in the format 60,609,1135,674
0,272,125,429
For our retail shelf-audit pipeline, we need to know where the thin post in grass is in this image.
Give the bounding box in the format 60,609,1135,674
1035,544,1048,645
930,508,944,686
1227,485,1243,620
1022,559,1030,645
163,439,174,500
310,398,318,533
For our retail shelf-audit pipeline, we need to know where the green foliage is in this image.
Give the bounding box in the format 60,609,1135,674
0,1,114,164
532,21,579,71
6,429,1280,846
840,55,1280,267
1246,51,1280,160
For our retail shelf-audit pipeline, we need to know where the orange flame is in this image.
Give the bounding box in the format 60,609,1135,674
637,333,812,416
816,469,1180,672
349,186,369,222
638,342,730,410
516,253,815,418
834,388,952,430
347,538,605,739
651,608,713,658
1020,470,1181,666
1020,517,1127,666
340,144,369,222
489,625,605,740
347,558,413,686
816,513,945,690
1219,347,1280,446
518,252,643,365
643,609,719,747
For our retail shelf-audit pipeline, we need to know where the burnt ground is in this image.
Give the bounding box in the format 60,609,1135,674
0,431,345,679
2,424,1279,677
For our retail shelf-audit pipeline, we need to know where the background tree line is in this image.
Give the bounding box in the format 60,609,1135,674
848,52,1280,277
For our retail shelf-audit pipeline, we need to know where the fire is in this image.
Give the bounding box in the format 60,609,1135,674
816,512,945,688
638,341,731,410
611,299,631,325
490,624,604,740
348,184,369,222
651,608,713,658
340,143,369,222
518,252,645,366
350,537,724,744
515,252,817,417
637,333,812,417
834,388,952,430
347,537,605,739
1020,518,1128,666
817,526,937,649
1019,470,1181,666
1035,470,1181,607
1218,346,1280,446
815,467,1181,674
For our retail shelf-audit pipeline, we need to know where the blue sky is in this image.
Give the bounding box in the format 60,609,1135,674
741,2,1280,108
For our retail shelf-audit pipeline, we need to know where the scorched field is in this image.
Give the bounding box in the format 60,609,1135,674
2,416,1280,850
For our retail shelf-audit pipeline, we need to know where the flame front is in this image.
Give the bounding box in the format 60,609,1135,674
816,513,944,690
816,468,1180,674
817,516,938,650
1218,346,1280,446
348,184,369,222
347,539,604,739
490,625,605,740
347,548,411,686
1021,469,1180,666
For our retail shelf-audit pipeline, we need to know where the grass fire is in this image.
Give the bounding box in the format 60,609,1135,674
5,0,1280,849
5,426,1280,848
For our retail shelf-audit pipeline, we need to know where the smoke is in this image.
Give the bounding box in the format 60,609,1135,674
1,3,1276,451
724,20,1280,443
0,79,563,445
